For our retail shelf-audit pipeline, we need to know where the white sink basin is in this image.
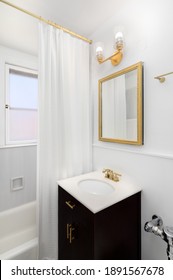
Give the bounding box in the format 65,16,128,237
78,179,115,195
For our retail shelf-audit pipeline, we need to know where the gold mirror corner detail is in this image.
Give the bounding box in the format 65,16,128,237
98,61,144,145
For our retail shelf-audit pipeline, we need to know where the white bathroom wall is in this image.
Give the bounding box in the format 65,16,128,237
0,146,37,212
0,1,38,56
90,0,173,259
0,46,38,212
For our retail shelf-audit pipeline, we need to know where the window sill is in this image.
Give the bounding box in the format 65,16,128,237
0,143,37,149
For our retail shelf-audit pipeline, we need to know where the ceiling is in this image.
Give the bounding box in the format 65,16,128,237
17,0,120,37
0,0,123,54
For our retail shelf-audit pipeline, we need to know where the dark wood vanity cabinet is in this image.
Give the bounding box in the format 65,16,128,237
58,186,141,260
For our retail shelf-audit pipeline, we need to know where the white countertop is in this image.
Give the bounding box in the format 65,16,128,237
57,170,142,213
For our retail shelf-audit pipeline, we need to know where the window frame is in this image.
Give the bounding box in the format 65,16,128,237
5,63,38,146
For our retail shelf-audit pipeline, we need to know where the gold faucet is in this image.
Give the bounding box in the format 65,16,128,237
102,168,121,182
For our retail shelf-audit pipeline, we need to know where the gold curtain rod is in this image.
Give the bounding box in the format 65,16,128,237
0,0,92,44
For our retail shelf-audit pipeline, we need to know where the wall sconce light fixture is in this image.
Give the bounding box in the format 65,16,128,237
95,32,124,66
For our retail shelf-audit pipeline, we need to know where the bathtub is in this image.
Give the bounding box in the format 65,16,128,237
0,201,38,260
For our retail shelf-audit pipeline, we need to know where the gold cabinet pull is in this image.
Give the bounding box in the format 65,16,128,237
65,201,75,209
66,223,71,239
66,223,75,244
69,226,75,244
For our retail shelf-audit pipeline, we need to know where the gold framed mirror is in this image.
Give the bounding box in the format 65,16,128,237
98,62,143,145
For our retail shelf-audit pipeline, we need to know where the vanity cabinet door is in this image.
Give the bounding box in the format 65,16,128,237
58,186,94,260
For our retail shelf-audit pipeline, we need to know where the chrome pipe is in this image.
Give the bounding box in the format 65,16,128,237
144,215,173,260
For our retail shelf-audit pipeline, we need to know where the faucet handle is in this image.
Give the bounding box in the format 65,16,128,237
114,171,121,177
102,168,111,173
102,168,111,178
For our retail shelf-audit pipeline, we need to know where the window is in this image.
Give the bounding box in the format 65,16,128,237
5,64,38,145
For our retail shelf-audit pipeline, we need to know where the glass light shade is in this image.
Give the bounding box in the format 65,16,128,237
114,32,124,50
95,42,104,53
96,46,103,55
94,42,104,62
115,32,123,41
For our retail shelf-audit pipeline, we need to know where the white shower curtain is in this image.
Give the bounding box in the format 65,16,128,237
37,22,92,259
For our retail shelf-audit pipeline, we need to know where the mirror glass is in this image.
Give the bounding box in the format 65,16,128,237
98,62,143,145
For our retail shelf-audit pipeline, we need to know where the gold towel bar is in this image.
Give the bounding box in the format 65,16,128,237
154,71,173,83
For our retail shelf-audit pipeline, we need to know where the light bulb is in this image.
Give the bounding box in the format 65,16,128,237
115,32,123,41
96,46,103,54
115,32,123,51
